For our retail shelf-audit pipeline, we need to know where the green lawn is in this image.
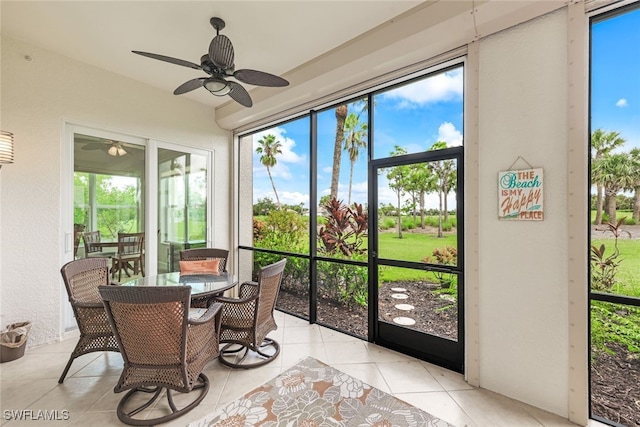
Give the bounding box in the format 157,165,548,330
591,238,640,297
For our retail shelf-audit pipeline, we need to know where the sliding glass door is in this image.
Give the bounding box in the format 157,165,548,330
157,147,210,273
65,125,213,330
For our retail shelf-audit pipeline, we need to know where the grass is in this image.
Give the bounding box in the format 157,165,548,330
590,210,636,225
591,238,640,297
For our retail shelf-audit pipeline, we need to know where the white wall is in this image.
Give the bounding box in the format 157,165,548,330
477,9,569,416
0,36,230,346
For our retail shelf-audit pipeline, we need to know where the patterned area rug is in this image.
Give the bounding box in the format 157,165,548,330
189,356,454,426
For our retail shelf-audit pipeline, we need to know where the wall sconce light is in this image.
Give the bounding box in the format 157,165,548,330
0,131,15,169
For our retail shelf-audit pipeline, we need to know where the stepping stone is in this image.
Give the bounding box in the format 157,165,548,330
395,303,414,311
391,293,408,300
391,287,407,292
393,317,416,326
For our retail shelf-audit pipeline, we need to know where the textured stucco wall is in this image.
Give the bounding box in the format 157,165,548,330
0,36,229,346
477,8,569,416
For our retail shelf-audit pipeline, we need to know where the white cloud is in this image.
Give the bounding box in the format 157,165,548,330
279,191,309,207
616,98,628,107
382,68,463,106
437,122,463,147
252,127,307,180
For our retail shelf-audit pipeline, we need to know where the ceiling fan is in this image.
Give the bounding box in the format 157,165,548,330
81,140,133,157
132,17,289,108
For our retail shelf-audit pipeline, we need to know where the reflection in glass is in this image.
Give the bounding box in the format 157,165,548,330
158,148,207,273
73,134,145,258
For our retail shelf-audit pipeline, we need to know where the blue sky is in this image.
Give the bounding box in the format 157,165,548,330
252,66,464,210
252,6,639,210
591,6,640,152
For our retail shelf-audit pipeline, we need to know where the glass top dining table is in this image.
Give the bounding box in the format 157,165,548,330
121,271,237,299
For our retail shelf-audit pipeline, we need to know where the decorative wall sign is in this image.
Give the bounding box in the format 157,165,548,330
498,168,544,220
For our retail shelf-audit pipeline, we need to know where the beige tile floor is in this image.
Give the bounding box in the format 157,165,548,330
0,311,608,427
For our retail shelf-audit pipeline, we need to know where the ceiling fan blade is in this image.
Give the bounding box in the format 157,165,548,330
233,69,289,87
81,143,106,151
227,81,253,107
208,35,235,69
174,78,207,95
132,51,202,70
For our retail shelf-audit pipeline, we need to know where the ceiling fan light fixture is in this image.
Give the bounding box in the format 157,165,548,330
204,77,231,96
108,142,127,157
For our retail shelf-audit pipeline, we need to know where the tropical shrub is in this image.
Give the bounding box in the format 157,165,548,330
317,254,368,308
423,246,457,287
254,209,306,252
317,198,369,307
590,217,631,292
317,198,368,257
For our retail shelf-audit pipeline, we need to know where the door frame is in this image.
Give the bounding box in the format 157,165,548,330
369,145,465,372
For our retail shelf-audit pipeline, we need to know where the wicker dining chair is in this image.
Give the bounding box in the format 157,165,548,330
98,285,223,426
215,258,286,368
59,257,120,383
180,248,229,308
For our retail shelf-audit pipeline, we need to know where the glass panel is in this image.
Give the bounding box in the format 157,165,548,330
378,159,458,266
316,98,369,259
590,6,640,300
378,265,458,341
316,260,368,338
249,118,311,254
157,148,207,273
73,135,145,259
590,8,640,425
590,301,640,426
373,66,464,159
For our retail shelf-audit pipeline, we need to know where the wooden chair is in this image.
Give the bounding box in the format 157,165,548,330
73,224,86,259
99,285,222,426
59,258,120,383
179,248,229,308
82,230,116,258
111,232,145,282
215,258,286,368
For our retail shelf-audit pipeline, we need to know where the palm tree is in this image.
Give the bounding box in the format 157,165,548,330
343,112,368,205
330,104,348,201
591,129,626,224
592,152,634,222
256,134,283,208
626,148,640,222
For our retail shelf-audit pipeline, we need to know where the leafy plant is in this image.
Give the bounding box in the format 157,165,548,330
590,217,631,292
423,246,457,288
590,244,620,291
254,209,306,252
317,198,368,257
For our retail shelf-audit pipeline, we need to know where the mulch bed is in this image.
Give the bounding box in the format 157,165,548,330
591,343,640,427
276,280,457,340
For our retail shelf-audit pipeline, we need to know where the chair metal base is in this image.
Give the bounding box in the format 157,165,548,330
218,338,280,369
116,373,209,426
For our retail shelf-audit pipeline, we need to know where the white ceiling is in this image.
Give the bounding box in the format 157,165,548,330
1,1,422,109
